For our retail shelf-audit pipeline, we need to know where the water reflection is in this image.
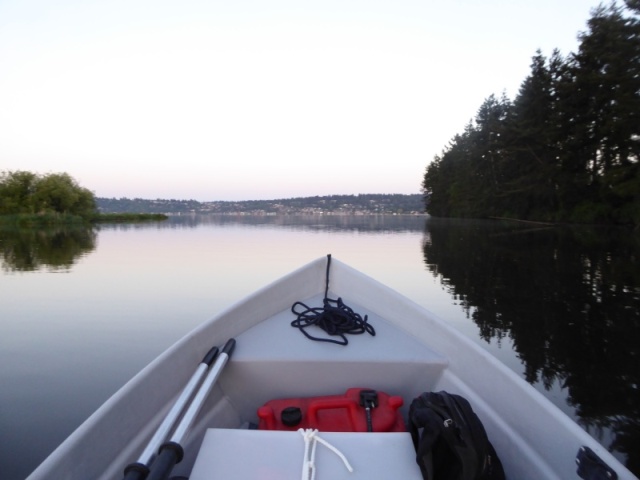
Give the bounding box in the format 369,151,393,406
0,226,97,272
422,218,640,472
0,215,426,272
95,213,428,233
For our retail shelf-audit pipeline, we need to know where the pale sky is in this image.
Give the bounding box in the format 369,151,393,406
1,0,599,201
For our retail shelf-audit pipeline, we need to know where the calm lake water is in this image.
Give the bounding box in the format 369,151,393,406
1,215,638,479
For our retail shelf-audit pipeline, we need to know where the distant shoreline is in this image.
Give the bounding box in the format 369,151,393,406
96,194,425,216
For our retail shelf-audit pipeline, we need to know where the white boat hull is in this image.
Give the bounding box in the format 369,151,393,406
28,256,636,480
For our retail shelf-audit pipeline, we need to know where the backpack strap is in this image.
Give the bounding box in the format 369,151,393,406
434,393,480,480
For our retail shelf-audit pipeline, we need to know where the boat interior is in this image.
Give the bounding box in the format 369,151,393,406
28,257,634,480
177,292,449,478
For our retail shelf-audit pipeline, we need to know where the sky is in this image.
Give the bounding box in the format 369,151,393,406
0,0,601,201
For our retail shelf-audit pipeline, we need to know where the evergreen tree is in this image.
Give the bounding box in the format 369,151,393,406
503,50,562,219
471,93,512,216
562,2,640,221
624,0,640,14
423,97,511,218
423,2,640,225
423,123,477,217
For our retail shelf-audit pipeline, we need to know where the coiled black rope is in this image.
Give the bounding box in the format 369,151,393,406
291,254,375,346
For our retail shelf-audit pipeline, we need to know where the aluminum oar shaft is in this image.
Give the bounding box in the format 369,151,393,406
146,338,236,480
122,345,219,480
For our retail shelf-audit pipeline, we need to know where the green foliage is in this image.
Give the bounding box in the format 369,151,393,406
423,3,640,225
0,171,38,214
0,213,88,227
0,171,97,218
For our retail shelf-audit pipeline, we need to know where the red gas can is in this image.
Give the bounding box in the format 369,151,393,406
257,388,405,432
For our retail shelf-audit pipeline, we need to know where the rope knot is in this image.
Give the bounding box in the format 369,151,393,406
291,255,375,345
298,428,353,480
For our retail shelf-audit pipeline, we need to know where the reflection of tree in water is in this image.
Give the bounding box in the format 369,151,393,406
422,219,640,475
0,227,97,272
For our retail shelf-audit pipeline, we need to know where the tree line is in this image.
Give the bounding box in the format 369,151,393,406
1,170,422,219
0,170,96,218
422,2,640,225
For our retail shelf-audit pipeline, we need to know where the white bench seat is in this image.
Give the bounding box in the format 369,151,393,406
189,428,424,480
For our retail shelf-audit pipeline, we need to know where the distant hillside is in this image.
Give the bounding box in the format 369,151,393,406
96,194,425,215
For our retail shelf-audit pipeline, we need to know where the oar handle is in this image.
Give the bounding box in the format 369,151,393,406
146,442,183,480
145,338,236,480
202,345,220,366
221,338,236,357
122,463,149,480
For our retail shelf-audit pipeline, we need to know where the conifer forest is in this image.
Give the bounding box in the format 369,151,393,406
422,3,640,225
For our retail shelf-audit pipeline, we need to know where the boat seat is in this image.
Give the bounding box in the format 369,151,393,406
219,293,449,423
189,428,423,480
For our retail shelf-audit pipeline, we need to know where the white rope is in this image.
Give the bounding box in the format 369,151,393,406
298,428,354,480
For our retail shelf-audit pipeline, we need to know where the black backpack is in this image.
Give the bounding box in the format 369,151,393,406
408,391,505,480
